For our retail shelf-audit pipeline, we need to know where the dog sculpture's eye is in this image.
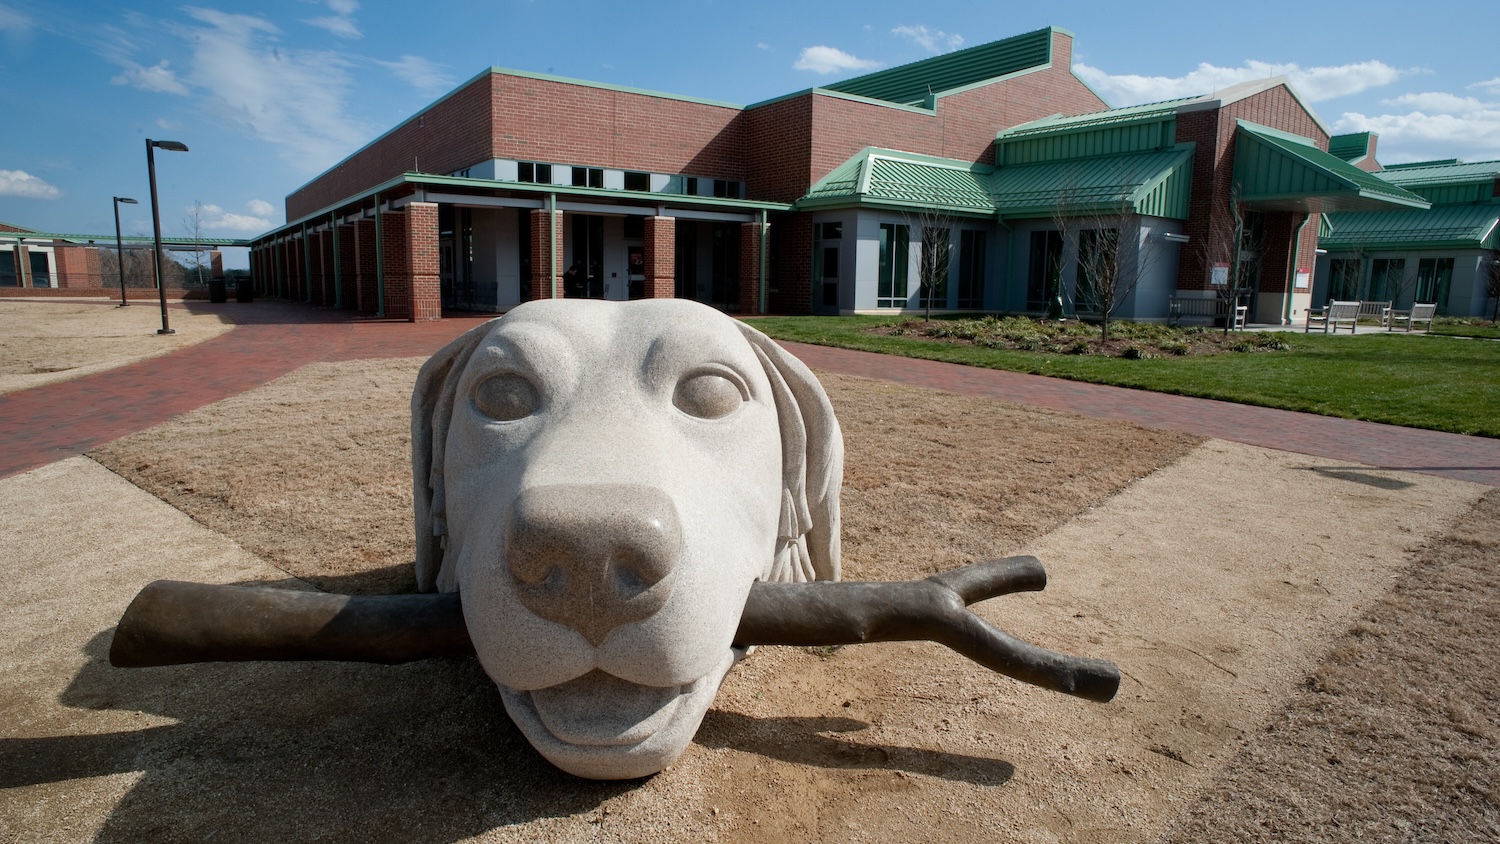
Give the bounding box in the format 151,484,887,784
473,373,540,421
673,371,744,420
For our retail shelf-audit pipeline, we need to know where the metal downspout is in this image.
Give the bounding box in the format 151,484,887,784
1285,213,1311,325
758,208,768,314
331,212,342,309
374,194,386,317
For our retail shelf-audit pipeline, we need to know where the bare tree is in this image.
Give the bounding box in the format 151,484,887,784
902,193,957,321
1486,252,1499,322
1052,190,1159,342
98,247,176,289
182,201,211,288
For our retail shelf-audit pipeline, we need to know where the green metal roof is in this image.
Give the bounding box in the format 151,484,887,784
1322,204,1500,251
1327,132,1374,163
799,145,1196,220
1375,159,1500,187
821,28,1053,106
998,98,1192,140
1233,122,1429,212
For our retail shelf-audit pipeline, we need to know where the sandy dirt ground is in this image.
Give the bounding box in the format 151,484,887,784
2,357,1493,842
0,300,233,394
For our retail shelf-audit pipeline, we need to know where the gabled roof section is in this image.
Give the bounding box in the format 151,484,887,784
1179,77,1331,136
998,98,1191,140
820,28,1054,106
799,144,1196,220
1376,159,1500,188
1322,205,1500,251
1328,131,1378,169
1233,122,1429,212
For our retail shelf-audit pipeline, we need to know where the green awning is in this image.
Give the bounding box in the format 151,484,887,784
1234,121,1430,212
1322,204,1500,251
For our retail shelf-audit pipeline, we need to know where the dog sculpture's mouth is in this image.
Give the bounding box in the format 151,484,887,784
497,648,743,779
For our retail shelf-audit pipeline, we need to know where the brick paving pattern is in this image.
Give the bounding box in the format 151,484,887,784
2,302,1495,487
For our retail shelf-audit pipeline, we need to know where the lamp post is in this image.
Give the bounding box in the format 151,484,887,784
146,139,189,335
112,196,139,307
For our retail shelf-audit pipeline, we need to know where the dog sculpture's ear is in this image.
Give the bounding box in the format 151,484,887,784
735,322,844,584
412,319,497,593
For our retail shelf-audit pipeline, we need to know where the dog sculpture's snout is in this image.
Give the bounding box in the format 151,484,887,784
505,484,683,646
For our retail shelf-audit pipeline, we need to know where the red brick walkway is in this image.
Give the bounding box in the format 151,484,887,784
782,342,1500,488
3,304,1497,487
0,302,489,479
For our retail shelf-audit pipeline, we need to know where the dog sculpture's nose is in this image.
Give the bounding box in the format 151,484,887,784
505,484,682,646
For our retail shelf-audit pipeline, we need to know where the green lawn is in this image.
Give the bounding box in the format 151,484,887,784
753,316,1500,437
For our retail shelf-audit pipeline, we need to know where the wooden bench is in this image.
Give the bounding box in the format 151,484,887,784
1168,297,1248,329
1306,300,1360,333
1359,300,1391,324
1387,302,1437,332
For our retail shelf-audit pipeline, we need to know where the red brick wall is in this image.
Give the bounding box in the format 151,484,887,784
738,221,763,314
642,216,675,298
768,213,813,314
288,73,748,220
335,222,357,308
380,211,411,318
744,94,815,204
404,202,441,322
1175,85,1330,292
53,245,102,288
528,209,563,299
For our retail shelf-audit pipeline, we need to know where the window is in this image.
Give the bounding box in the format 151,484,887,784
957,230,986,309
624,171,650,192
1027,231,1063,310
817,222,842,240
877,223,909,308
518,162,552,184
573,167,603,188
685,177,699,196
1415,257,1454,310
919,227,950,310
1368,258,1405,302
0,250,16,287
1328,258,1362,301
713,179,742,199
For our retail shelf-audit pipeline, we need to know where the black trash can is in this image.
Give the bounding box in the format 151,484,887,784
235,278,253,302
209,277,228,303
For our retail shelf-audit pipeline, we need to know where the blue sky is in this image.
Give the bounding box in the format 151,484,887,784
2,1,1496,268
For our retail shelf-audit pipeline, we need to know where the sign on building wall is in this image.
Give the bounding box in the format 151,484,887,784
1210,262,1229,286
1295,268,1311,290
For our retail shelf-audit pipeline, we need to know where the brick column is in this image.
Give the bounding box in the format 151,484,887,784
210,251,223,279
643,216,675,299
403,202,441,322
380,210,410,319
354,218,377,313
316,228,335,306
528,208,564,299
738,221,764,314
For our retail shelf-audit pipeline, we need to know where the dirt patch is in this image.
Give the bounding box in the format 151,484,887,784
1158,490,1500,843
0,300,234,394
90,362,1199,595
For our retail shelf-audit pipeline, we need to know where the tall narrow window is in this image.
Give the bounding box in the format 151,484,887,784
1328,258,1362,300
1075,229,1118,313
878,223,909,308
920,227,950,310
957,230,986,309
1027,231,1063,311
1415,257,1454,310
1368,258,1405,302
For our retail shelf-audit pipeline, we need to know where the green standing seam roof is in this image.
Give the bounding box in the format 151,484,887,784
1233,123,1430,212
0,230,249,247
1321,205,1500,251
799,145,1196,221
1327,132,1373,163
821,28,1053,106
997,99,1192,139
1374,159,1500,187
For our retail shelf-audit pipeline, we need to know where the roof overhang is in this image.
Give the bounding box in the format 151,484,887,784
1233,122,1430,213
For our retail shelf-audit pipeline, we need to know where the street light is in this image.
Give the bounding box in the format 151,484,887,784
146,138,189,335
112,196,138,307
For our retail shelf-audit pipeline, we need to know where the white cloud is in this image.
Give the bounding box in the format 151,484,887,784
1336,85,1500,162
892,25,962,53
756,42,770,51
156,117,183,130
0,169,62,199
246,198,275,217
376,55,454,95
174,7,371,172
305,0,360,39
112,60,190,95
793,46,879,75
193,202,271,232
0,3,33,34
1470,77,1500,96
1074,59,1405,106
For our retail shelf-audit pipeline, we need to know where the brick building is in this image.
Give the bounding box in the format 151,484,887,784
248,26,1461,324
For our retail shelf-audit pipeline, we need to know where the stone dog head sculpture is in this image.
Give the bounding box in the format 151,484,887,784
111,298,1120,781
